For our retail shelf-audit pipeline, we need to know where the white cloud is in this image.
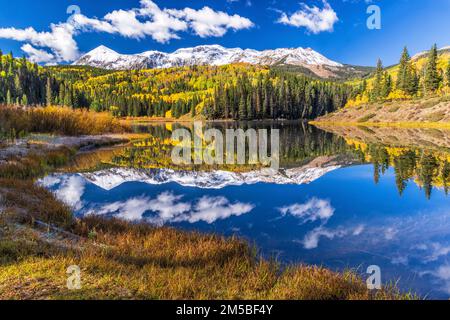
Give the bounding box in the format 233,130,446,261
167,6,254,38
0,23,78,63
73,0,252,42
99,0,188,42
279,198,335,223
20,44,55,63
0,0,253,63
93,192,254,224
277,1,339,34
71,14,117,34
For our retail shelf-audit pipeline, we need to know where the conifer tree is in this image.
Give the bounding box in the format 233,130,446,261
21,94,28,106
424,44,440,93
406,67,419,95
382,72,392,97
446,60,450,87
6,89,11,105
396,46,411,92
46,77,53,106
372,58,384,100
191,102,196,118
238,95,246,120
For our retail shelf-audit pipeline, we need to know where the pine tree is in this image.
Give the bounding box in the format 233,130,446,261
263,88,269,119
382,72,392,97
191,102,196,118
238,95,247,120
372,58,384,100
396,46,411,92
6,89,11,105
446,60,450,87
14,74,21,97
46,77,53,106
246,94,253,119
406,67,419,95
59,84,66,106
21,94,28,106
424,44,440,93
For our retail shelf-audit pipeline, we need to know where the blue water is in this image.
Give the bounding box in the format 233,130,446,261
43,164,450,299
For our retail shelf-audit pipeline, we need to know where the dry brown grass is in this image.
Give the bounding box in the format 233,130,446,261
0,179,73,228
0,214,415,300
0,105,128,137
0,147,74,180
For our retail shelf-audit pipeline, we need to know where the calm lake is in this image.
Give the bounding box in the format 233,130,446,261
40,122,450,299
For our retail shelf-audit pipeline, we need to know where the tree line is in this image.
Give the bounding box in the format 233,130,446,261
361,44,450,102
203,71,352,120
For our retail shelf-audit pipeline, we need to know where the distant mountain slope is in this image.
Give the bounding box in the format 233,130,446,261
73,44,368,79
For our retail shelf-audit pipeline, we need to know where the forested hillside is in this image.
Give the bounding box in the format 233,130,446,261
1,50,353,120
49,64,353,120
0,51,48,105
346,45,450,107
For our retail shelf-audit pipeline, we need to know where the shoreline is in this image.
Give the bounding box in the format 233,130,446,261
310,120,450,129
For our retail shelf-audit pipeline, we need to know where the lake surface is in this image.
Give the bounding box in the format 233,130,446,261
40,122,450,299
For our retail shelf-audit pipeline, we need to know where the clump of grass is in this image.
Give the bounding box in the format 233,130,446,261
0,179,73,228
418,98,440,109
0,105,129,137
388,106,401,113
357,113,377,123
425,111,446,122
0,147,75,180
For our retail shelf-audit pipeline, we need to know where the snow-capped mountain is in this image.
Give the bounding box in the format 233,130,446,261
73,44,349,78
78,165,342,191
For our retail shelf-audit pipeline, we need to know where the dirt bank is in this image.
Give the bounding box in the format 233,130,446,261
313,96,450,127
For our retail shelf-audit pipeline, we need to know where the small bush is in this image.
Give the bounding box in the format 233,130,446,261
357,113,377,123
425,111,446,122
388,106,400,113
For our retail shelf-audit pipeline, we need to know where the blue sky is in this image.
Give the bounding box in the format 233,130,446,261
0,0,449,66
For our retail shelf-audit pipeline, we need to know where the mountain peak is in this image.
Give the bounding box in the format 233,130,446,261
73,44,346,77
88,45,119,55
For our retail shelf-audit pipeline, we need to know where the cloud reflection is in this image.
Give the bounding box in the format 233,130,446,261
92,192,254,225
279,198,335,224
39,174,86,210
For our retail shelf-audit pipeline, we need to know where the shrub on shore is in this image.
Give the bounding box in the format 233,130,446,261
0,105,128,137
